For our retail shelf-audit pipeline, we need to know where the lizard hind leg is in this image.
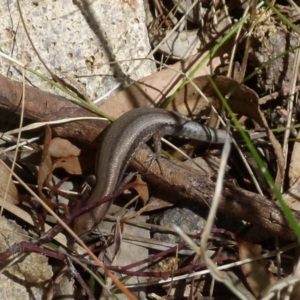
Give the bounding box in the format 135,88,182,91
146,130,164,175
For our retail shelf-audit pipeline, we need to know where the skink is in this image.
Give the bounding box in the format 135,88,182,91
73,107,228,236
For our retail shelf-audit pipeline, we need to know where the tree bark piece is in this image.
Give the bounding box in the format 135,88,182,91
132,146,298,241
0,74,108,144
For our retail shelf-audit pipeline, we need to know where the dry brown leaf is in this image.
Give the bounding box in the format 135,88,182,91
52,156,83,175
0,159,85,253
0,162,19,205
169,76,222,128
98,43,234,118
288,129,300,187
143,197,174,212
48,136,82,177
284,130,300,211
168,74,262,128
113,218,122,261
48,137,81,158
132,174,149,204
175,75,263,125
282,178,300,211
37,125,53,201
239,240,276,297
288,281,300,300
